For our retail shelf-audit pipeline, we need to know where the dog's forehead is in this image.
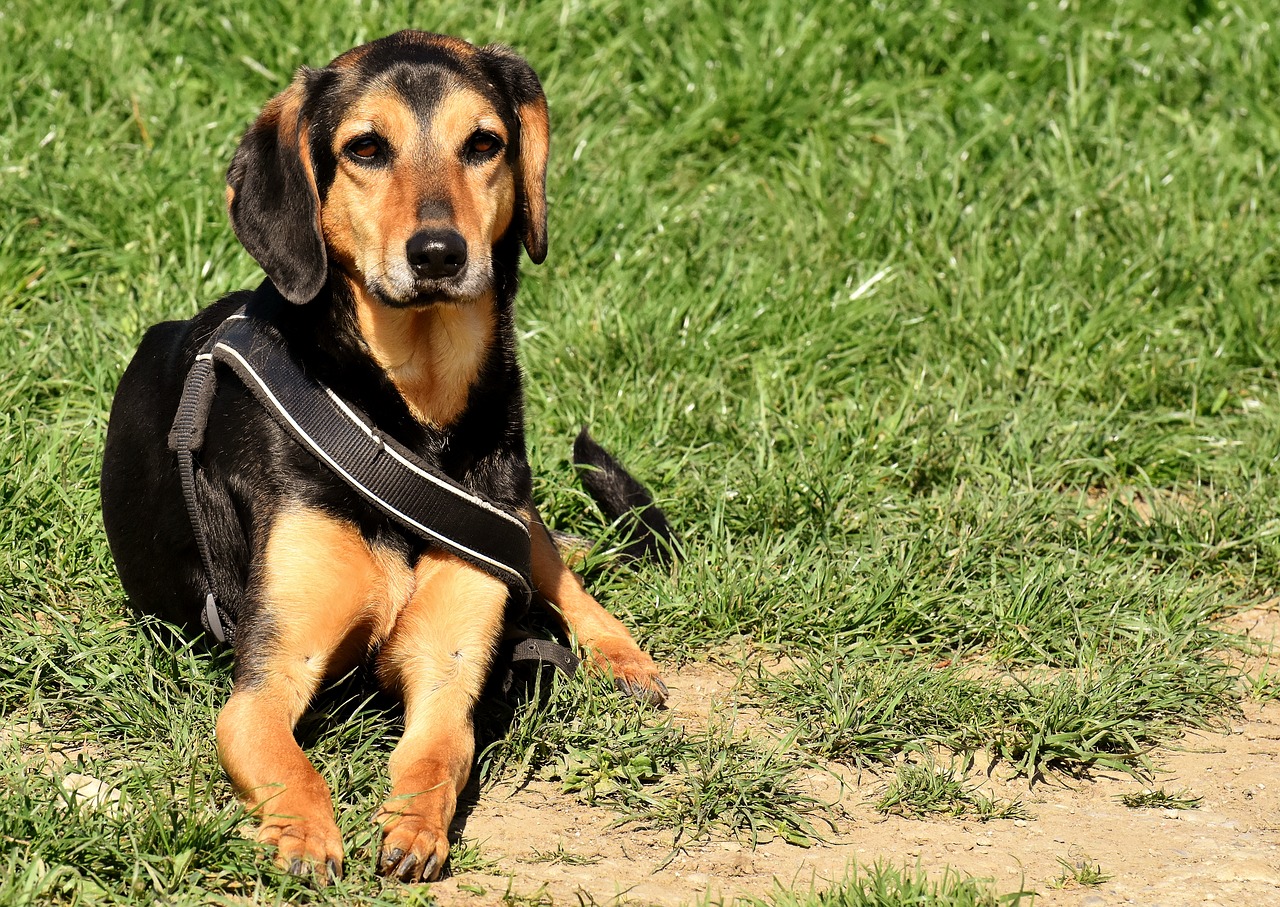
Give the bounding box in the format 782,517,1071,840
328,29,476,71
326,31,508,121
329,70,504,147
330,62,504,136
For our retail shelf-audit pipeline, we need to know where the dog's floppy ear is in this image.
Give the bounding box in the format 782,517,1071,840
226,69,327,303
479,45,549,264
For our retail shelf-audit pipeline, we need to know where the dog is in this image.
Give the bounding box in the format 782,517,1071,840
100,30,671,883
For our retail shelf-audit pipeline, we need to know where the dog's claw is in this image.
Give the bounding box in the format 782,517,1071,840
586,636,667,706
326,858,341,881
381,847,404,871
377,800,451,883
637,682,668,706
615,674,667,706
288,858,306,876
394,852,419,882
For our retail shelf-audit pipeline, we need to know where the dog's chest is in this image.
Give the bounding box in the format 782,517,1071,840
355,299,496,428
260,504,421,670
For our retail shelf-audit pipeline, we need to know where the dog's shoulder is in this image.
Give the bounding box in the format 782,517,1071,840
128,290,258,380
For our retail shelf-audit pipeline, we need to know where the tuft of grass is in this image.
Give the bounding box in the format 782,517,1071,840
722,862,1033,906
755,641,1237,781
1049,856,1111,889
875,761,1028,822
496,880,556,906
1119,788,1202,810
482,672,828,847
446,838,499,875
1246,663,1280,702
523,842,601,866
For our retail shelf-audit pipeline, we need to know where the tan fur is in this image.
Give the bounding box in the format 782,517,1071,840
213,35,662,884
322,91,425,277
514,94,550,260
217,504,415,878
320,86,515,297
257,504,414,686
527,510,662,687
354,291,497,427
318,83,516,429
265,80,305,149
216,506,517,881
373,551,509,880
429,88,516,246
217,689,344,878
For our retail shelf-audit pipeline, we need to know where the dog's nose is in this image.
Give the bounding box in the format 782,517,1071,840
406,229,467,279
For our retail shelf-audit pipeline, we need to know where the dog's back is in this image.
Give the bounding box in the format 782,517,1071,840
102,296,248,630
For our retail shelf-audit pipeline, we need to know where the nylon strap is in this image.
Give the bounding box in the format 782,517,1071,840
497,635,582,699
507,637,581,674
168,308,533,643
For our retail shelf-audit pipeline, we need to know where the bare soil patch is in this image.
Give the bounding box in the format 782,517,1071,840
434,661,1280,906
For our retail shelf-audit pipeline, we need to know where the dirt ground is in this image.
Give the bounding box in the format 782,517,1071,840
432,613,1280,907
13,608,1277,905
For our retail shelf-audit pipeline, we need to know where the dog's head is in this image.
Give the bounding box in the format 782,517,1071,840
226,31,548,306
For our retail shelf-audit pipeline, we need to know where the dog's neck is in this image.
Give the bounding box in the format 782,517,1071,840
346,282,497,429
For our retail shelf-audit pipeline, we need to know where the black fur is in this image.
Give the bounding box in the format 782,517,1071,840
573,428,680,565
102,274,532,687
226,70,328,305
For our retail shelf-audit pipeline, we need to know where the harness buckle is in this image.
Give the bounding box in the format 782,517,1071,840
203,593,227,644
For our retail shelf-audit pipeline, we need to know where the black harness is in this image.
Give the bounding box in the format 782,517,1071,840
167,307,534,645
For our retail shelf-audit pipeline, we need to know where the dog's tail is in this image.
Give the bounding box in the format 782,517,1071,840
571,427,679,565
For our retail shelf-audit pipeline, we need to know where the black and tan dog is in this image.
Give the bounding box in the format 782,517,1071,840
100,30,668,883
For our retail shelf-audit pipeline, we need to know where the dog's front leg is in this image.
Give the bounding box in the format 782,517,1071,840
216,504,396,881
373,550,507,882
527,510,667,704
218,685,343,879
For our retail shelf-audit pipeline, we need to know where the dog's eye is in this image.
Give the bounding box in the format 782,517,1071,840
466,131,503,159
346,136,384,162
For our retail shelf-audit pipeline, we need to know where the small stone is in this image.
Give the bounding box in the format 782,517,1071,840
61,773,121,814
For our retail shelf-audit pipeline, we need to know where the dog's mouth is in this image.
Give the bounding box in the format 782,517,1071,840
377,284,464,309
366,272,490,310
363,253,494,309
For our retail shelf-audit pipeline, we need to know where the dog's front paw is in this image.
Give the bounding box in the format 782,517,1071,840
376,804,451,882
584,635,668,706
258,814,344,882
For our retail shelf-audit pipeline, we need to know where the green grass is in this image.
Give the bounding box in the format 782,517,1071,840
875,760,1028,822
1118,787,1202,810
4,0,1280,903
1049,855,1111,890
481,672,827,847
721,864,1032,906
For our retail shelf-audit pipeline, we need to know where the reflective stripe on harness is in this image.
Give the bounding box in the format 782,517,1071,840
168,306,533,644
